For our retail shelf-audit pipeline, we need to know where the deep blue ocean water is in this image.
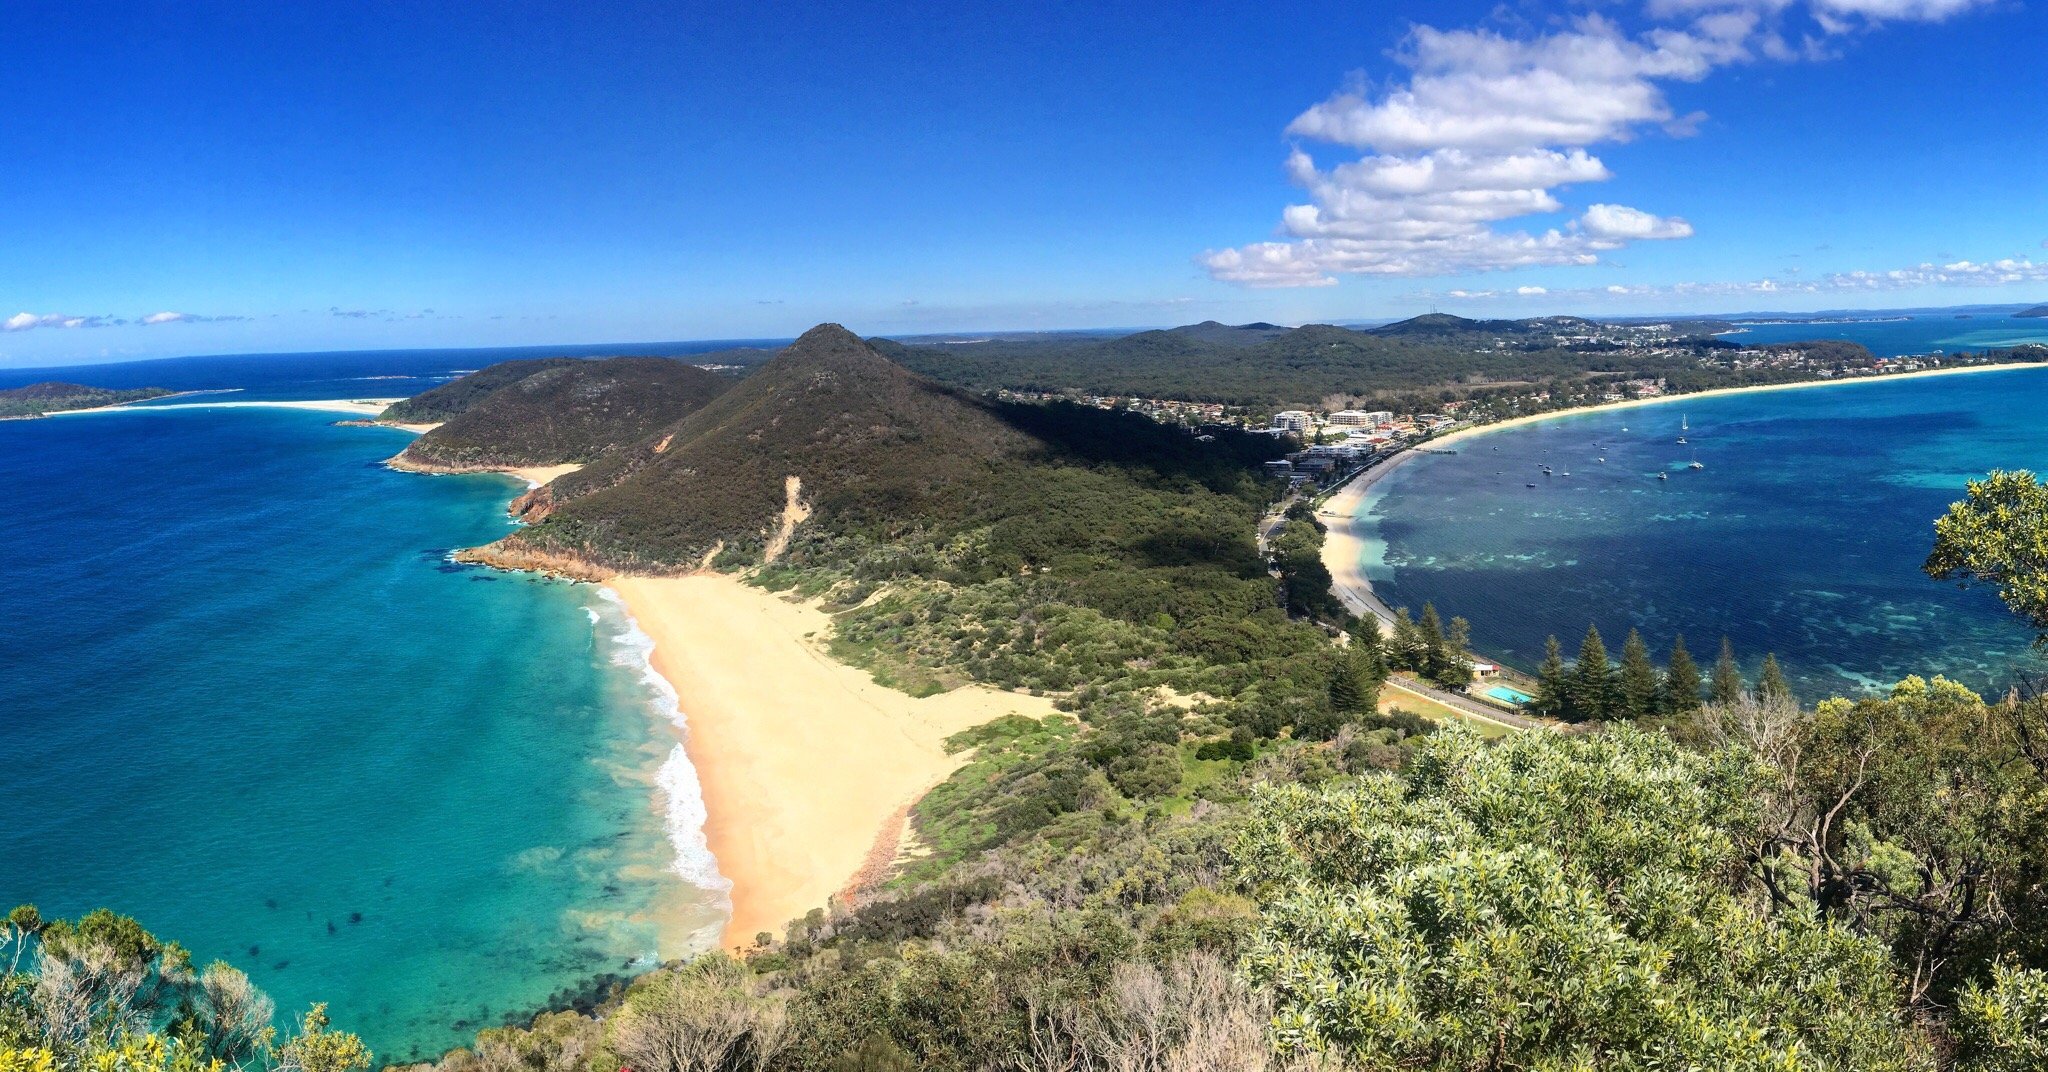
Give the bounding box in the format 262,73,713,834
1727,314,2048,356
0,349,749,1062
1361,362,2048,701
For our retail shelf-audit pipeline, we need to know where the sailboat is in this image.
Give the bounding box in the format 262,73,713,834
1677,414,1690,444
1688,449,1704,471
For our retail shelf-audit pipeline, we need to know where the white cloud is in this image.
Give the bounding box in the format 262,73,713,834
1430,255,2048,304
4,312,106,331
1649,0,1993,29
1580,203,1694,240
1205,0,1998,288
2,309,247,332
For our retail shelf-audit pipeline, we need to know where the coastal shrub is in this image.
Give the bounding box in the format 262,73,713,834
603,956,787,1072
1236,727,1927,1070
0,909,368,1072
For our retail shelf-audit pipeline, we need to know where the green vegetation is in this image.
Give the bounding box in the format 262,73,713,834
375,360,579,424
41,327,2037,1069
369,670,2048,1071
1926,469,2048,642
1268,503,1342,624
1382,602,1473,690
1535,624,1756,720
395,358,731,471
0,907,371,1072
862,316,1765,411
0,383,173,418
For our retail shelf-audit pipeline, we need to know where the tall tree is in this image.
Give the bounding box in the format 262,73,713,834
1389,609,1427,672
1570,624,1613,721
1710,637,1745,706
1417,603,1448,670
1350,612,1384,658
1328,641,1384,714
1533,635,1569,721
1756,653,1792,702
1617,628,1661,719
1662,634,1702,715
1429,615,1475,689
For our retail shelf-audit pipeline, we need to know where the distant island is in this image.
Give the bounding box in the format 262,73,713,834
0,381,174,419
2017,304,2048,318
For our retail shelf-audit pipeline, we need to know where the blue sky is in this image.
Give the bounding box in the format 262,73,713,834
3,0,2044,366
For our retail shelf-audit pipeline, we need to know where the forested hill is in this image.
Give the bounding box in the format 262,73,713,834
866,314,1745,408
375,358,579,424
0,381,173,418
2018,304,2048,318
475,323,1287,576
391,357,732,472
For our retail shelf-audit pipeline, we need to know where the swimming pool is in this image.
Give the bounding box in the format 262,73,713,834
1483,684,1535,706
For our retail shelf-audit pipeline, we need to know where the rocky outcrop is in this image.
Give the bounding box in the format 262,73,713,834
451,541,616,583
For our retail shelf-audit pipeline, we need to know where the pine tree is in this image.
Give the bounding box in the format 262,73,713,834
1430,615,1475,689
1418,603,1448,674
1710,637,1745,705
1570,624,1613,721
1351,612,1384,657
1662,634,1703,715
1533,635,1568,720
1389,608,1427,672
1617,628,1660,720
1756,653,1792,702
1328,642,1384,713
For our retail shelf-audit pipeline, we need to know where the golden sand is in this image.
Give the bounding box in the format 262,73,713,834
607,573,1057,949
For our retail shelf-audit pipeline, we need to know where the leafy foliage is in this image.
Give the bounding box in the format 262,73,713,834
1237,727,1928,1071
0,909,367,1072
1926,470,2048,643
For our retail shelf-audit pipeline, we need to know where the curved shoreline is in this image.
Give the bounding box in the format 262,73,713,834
606,573,1060,950
1317,359,2048,656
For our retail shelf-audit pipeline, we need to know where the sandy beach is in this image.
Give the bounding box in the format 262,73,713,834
1317,358,2048,626
51,396,442,433
608,573,1058,950
506,463,582,487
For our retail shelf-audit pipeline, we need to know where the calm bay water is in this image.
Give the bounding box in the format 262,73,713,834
1360,364,2048,701
0,351,740,1061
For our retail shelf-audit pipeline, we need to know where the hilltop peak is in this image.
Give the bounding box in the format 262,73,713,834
789,322,867,348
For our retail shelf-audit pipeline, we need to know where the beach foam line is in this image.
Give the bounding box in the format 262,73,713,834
594,587,733,901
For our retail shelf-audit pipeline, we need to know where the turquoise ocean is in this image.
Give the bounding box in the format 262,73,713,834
1358,316,2048,701
0,346,773,1062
